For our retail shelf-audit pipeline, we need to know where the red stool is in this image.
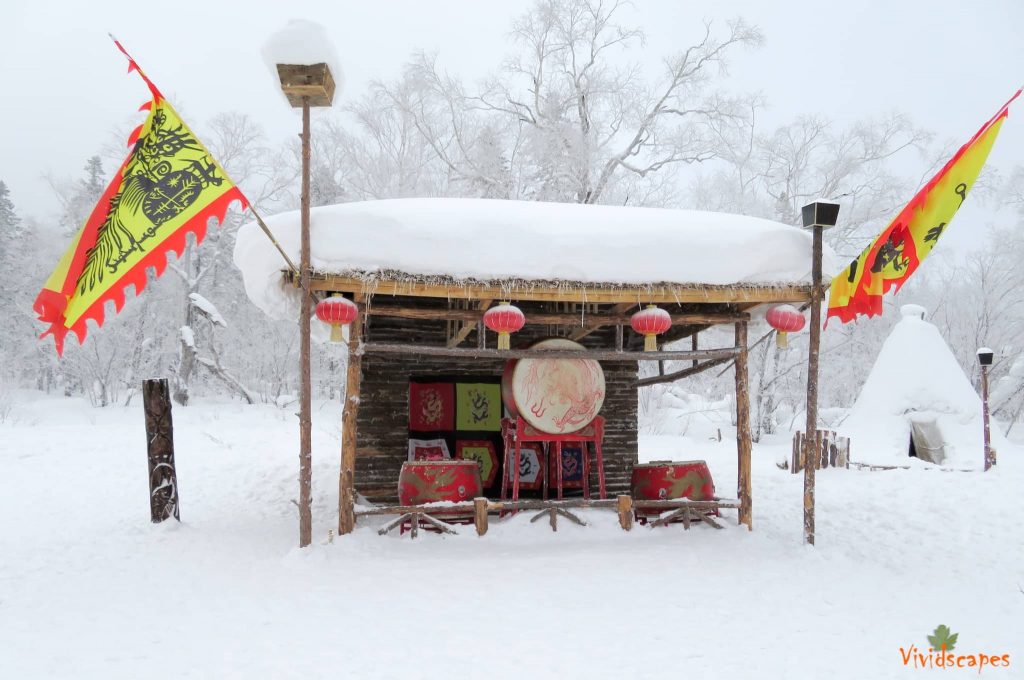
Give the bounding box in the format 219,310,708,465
501,416,606,502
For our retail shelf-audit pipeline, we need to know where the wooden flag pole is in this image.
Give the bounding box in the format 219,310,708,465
249,207,299,276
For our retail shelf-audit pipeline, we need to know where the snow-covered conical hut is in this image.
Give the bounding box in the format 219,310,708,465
840,304,1003,468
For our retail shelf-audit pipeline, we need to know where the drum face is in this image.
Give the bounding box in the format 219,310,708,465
511,338,606,434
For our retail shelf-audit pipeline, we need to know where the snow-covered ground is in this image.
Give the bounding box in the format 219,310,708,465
2,392,1021,679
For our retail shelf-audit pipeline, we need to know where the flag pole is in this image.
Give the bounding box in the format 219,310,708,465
249,207,299,276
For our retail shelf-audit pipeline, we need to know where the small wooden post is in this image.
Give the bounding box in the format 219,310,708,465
474,497,489,536
338,301,364,535
143,379,179,523
617,495,633,531
734,321,753,529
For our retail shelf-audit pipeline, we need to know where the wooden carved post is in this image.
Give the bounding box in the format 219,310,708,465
143,379,179,523
734,321,753,529
338,301,364,535
803,223,824,545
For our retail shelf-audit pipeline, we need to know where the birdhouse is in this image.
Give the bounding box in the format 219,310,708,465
275,63,336,107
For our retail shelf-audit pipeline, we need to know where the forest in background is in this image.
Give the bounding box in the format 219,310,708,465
1,0,1022,439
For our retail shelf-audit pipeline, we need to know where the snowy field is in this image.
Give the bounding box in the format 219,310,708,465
1,393,1021,679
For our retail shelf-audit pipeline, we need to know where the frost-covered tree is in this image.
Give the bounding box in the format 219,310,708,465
339,1,765,205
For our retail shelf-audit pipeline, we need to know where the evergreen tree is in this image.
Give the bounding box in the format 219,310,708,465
0,180,22,269
82,156,105,198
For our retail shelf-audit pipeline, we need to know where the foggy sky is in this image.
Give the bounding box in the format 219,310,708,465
2,0,1021,252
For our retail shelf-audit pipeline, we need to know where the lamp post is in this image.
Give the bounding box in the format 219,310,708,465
275,62,337,548
801,201,840,546
977,347,995,471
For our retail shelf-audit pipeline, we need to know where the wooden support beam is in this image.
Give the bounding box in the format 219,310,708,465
359,342,740,363
366,303,747,327
634,355,736,387
338,300,364,536
354,497,738,517
735,321,753,530
305,273,813,305
447,299,492,348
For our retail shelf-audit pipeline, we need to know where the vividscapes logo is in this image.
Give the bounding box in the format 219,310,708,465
900,625,1011,672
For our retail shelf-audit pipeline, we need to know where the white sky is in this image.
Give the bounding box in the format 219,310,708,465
1,0,1021,249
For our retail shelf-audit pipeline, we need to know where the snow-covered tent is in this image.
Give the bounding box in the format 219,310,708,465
840,304,1003,468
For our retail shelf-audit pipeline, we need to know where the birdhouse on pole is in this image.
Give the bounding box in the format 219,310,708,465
275,63,337,108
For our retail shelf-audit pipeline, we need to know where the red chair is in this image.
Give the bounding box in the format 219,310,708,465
501,416,606,502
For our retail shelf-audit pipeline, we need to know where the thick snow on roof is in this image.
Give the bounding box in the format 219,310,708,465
840,305,1003,468
234,198,836,320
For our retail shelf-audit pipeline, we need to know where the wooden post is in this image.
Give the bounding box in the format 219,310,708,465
143,379,179,523
734,321,752,529
474,497,489,536
338,301,364,535
803,224,824,545
981,363,995,470
616,495,633,531
298,97,314,548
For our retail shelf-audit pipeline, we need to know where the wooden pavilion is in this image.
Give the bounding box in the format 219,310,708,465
233,198,826,537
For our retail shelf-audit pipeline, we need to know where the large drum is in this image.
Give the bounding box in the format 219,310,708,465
398,460,483,506
631,460,715,502
509,338,605,434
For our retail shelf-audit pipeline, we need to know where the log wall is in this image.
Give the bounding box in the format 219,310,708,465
355,310,638,504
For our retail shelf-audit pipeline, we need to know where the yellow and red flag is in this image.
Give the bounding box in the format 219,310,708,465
827,89,1020,324
34,40,247,355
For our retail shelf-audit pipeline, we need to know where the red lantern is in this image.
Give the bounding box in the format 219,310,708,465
766,304,805,349
315,294,358,342
630,305,671,352
483,302,525,350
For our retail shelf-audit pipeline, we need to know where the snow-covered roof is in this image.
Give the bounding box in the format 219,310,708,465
840,304,1003,468
233,198,837,320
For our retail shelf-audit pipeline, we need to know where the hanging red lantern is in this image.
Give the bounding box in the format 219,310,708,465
483,302,525,350
630,305,671,352
315,294,358,342
766,304,806,349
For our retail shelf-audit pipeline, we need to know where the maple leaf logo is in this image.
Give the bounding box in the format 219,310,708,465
927,624,959,651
